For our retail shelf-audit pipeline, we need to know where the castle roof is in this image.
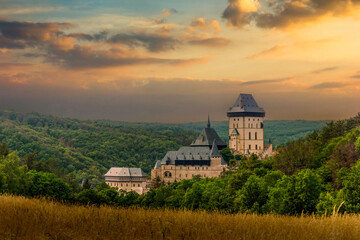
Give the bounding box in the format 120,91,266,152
210,140,221,157
105,167,146,177
231,128,240,135
190,117,227,149
154,160,161,169
227,93,265,117
159,146,226,165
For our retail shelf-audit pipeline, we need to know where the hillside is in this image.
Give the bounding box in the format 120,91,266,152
0,110,327,182
100,119,328,147
0,110,197,183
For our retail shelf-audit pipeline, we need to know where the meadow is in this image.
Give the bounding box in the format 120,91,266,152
0,195,358,240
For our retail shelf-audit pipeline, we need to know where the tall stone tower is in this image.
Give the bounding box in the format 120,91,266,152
227,94,265,155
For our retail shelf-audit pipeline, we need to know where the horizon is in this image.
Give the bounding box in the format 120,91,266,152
1,0,360,122
0,108,334,124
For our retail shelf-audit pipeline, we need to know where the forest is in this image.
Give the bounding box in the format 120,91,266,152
0,110,359,215
0,110,326,185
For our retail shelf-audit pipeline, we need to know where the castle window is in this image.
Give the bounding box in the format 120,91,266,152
179,174,181,177
138,184,140,187
248,123,250,128
249,132,251,140
121,184,123,187
133,184,135,187
206,167,208,170
233,123,235,128
126,184,128,187
258,119,260,121
255,132,257,140
164,171,172,178
261,123,264,128
187,167,189,170
251,123,253,128
255,145,258,150
236,123,238,128
204,174,206,177
202,167,204,170
259,146,261,150
180,166,182,170
249,145,251,150
186,174,188,177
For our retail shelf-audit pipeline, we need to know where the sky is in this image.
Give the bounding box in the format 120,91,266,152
0,0,360,122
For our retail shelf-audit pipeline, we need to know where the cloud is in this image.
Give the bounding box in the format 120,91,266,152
0,6,63,15
351,74,360,79
46,45,206,69
311,67,338,74
190,18,221,33
309,81,347,89
0,20,74,42
222,0,260,28
222,0,360,29
240,77,292,86
162,8,178,16
189,37,230,47
154,18,166,24
0,15,231,70
108,32,180,52
246,45,285,59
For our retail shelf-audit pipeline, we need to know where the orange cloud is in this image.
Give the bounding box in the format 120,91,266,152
222,0,360,29
246,45,286,59
190,18,222,34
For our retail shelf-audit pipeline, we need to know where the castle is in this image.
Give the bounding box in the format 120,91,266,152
227,94,273,158
151,117,228,184
105,93,272,192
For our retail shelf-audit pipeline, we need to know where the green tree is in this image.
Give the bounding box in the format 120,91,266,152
27,171,73,200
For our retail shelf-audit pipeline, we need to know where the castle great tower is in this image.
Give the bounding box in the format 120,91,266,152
227,94,265,155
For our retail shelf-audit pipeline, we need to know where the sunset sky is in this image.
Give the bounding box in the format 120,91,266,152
1,0,360,122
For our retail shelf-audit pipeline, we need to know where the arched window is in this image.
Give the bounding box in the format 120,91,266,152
164,171,172,178
249,132,251,140
255,132,257,140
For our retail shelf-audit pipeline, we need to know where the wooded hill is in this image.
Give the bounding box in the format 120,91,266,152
0,110,326,183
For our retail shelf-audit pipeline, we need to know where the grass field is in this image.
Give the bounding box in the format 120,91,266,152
0,195,359,240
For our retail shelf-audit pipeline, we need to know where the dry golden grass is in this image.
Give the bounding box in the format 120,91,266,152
0,195,359,240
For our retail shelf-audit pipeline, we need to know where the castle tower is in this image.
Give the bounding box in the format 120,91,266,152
227,94,265,155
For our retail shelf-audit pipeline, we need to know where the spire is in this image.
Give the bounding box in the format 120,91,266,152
210,139,221,157
207,114,211,128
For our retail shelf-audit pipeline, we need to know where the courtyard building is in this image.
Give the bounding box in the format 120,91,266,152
104,167,150,195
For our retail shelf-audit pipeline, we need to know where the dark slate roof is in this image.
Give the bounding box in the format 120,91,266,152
231,128,240,135
190,121,227,149
160,147,211,165
227,94,265,117
105,167,146,177
210,140,221,157
160,146,227,165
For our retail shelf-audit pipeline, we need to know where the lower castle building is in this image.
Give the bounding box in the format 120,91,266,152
104,167,150,195
151,118,227,184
